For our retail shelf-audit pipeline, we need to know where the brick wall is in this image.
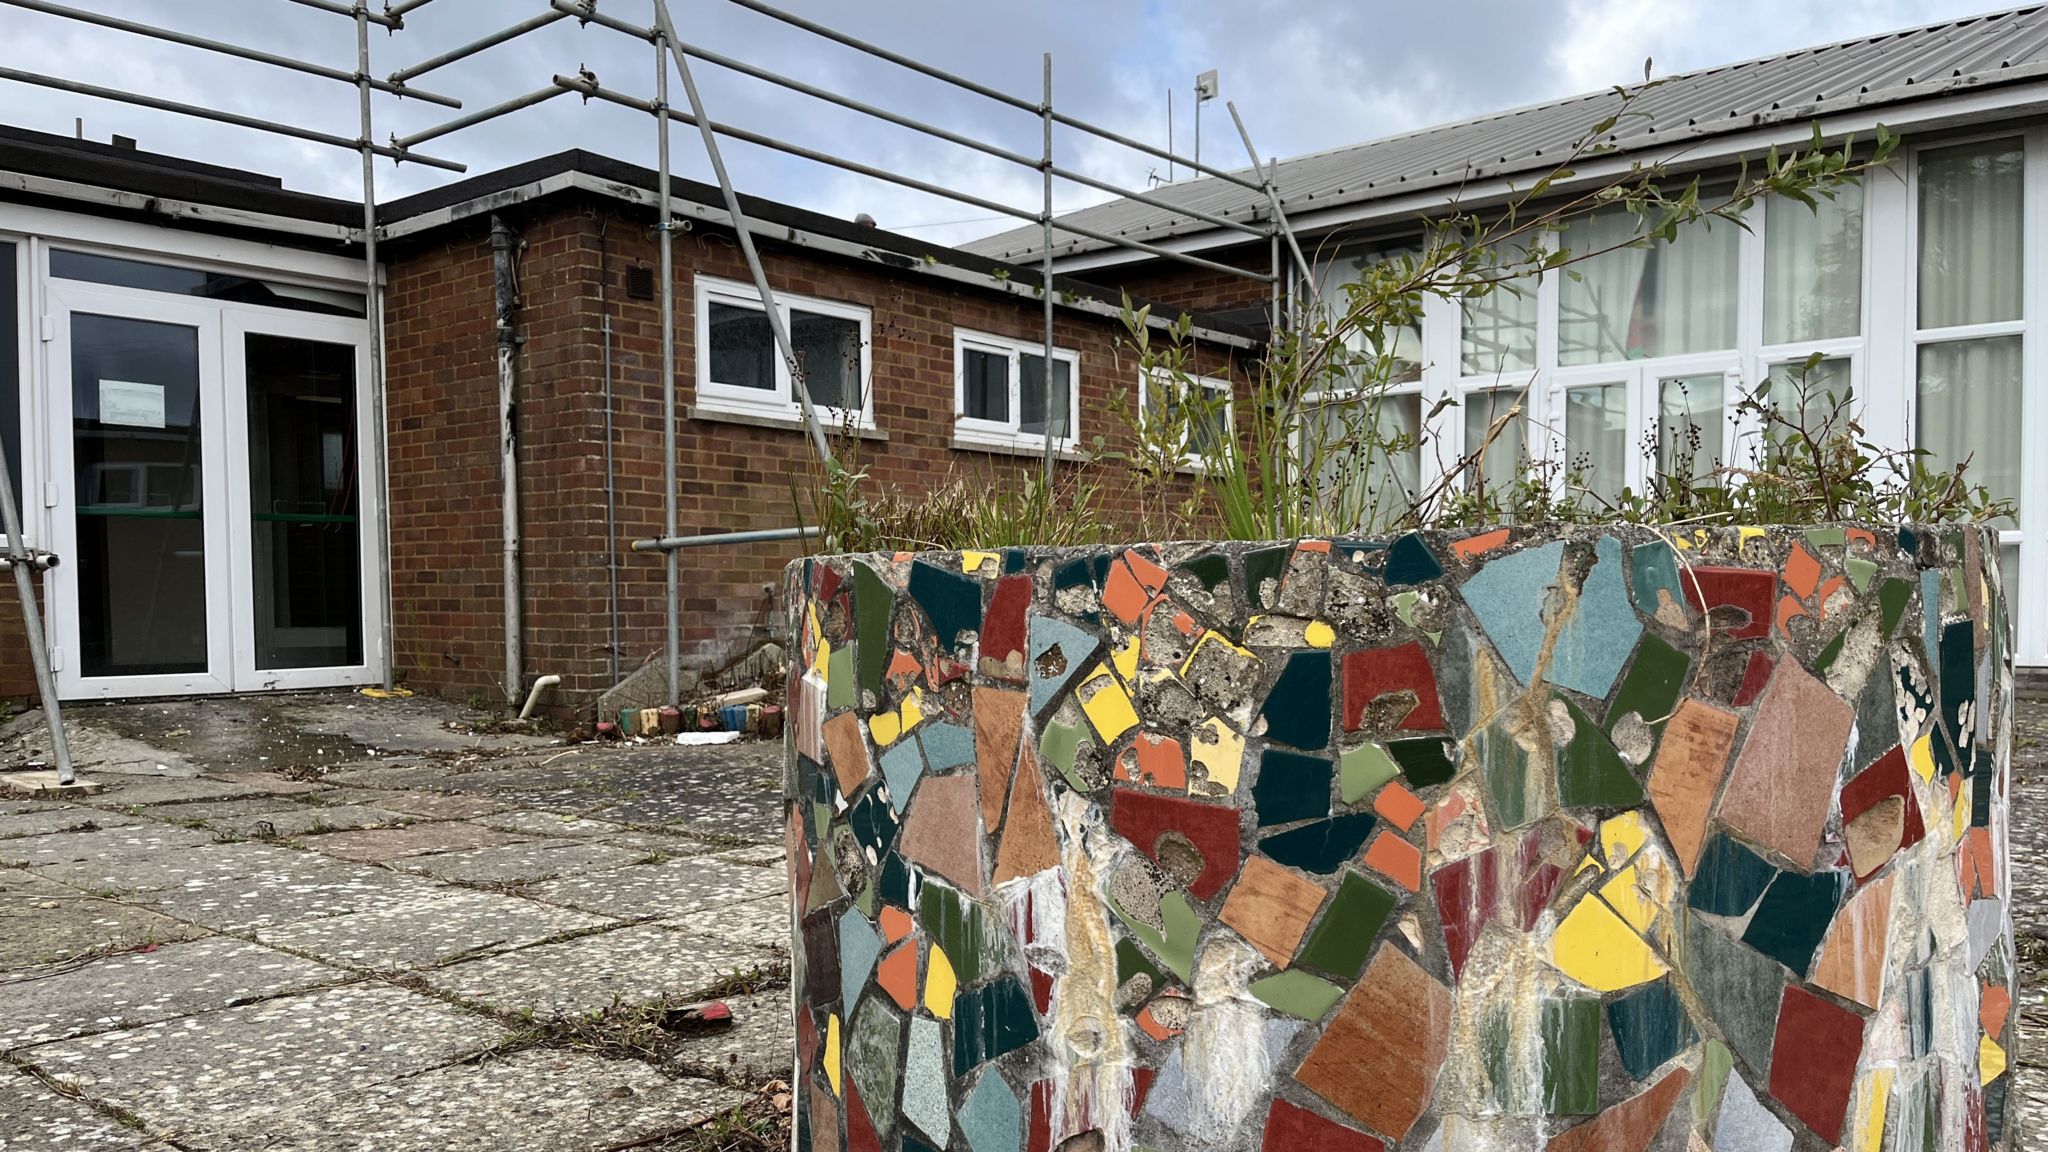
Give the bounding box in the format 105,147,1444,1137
1105,240,1278,315
0,574,38,702
383,192,1248,713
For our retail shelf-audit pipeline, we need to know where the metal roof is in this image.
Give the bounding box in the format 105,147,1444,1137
965,5,2048,264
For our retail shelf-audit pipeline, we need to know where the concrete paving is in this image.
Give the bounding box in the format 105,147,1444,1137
0,691,794,1150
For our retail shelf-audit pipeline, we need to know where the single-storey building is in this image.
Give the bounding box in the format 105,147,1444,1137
970,4,2048,670
5,4,2047,712
0,125,1252,709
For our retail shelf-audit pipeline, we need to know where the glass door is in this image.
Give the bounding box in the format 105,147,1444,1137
46,283,231,697
223,312,376,691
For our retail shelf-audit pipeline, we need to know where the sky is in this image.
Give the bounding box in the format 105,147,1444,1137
0,0,2014,246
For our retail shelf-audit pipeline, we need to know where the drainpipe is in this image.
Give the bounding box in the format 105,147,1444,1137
491,214,524,708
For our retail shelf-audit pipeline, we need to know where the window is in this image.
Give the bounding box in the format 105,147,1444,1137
1765,185,1863,344
1320,243,1424,383
50,249,366,317
1914,138,2025,533
1140,369,1233,464
1301,391,1422,530
1656,373,1725,480
1558,208,1739,366
1461,387,1528,492
1563,382,1629,504
695,276,871,424
952,330,1079,450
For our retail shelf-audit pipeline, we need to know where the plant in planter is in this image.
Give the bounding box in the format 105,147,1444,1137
781,85,2017,1152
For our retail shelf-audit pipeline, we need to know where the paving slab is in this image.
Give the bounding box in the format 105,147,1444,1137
255,889,615,971
0,824,216,869
0,770,108,798
79,775,322,809
0,872,208,972
0,804,141,839
294,821,533,864
227,1046,746,1152
135,796,315,824
0,937,348,1049
713,842,788,867
474,810,635,838
134,857,445,933
33,840,308,896
420,923,779,1019
525,856,786,920
670,893,790,952
588,788,782,839
665,989,797,1088
396,839,652,886
0,1065,166,1149
207,804,413,840
19,983,509,1142
346,790,511,820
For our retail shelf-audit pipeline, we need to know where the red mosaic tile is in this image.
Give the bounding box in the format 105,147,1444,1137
1731,649,1775,706
1109,788,1242,900
1839,745,1926,879
980,574,1033,681
1432,847,1499,980
1261,1098,1386,1152
1682,567,1776,640
1768,984,1865,1143
1341,641,1445,732
844,1080,881,1152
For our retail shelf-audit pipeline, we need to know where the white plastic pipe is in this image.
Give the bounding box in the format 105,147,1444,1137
518,674,559,721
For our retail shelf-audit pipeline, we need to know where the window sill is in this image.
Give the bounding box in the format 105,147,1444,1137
951,432,1089,464
686,404,888,442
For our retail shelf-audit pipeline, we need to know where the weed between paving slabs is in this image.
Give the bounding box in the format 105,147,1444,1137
0,692,797,1150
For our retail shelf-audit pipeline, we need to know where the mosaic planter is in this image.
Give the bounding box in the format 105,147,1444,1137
783,525,2015,1151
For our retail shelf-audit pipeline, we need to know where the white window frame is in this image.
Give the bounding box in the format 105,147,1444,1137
693,274,873,428
0,234,31,550
1137,367,1233,468
951,328,1080,452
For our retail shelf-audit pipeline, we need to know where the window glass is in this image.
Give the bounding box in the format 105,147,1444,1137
1917,139,2023,329
1461,267,1538,376
1765,185,1863,344
1019,354,1072,439
1145,375,1231,459
0,241,17,519
1765,356,1855,437
963,347,1009,423
1305,392,1420,528
1558,209,1738,365
1462,387,1526,491
50,249,366,317
707,301,775,392
1918,336,2021,527
1657,374,1724,480
1320,244,1423,383
791,309,862,410
1564,383,1629,504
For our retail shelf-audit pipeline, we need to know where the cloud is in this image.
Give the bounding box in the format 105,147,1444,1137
0,0,2007,248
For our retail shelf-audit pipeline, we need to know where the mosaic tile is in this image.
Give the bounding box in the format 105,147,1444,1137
1261,650,1333,750
1258,813,1378,874
1181,552,1230,593
1810,871,1895,1011
1839,744,1925,880
1718,657,1854,868
1629,541,1687,624
1606,979,1697,1082
822,711,872,796
901,1016,950,1145
1767,984,1864,1143
1686,831,1776,917
1680,916,1784,1075
1027,614,1098,717
1338,741,1402,803
1741,868,1849,976
1260,1097,1386,1152
991,741,1059,885
1387,736,1456,787
853,561,892,696
908,561,982,649
1547,1067,1691,1152
1341,641,1444,732
1606,633,1690,748
918,881,987,984
1464,536,1641,699
1253,748,1332,828
1294,944,1451,1140
1383,533,1443,585
1250,968,1346,1020
1646,699,1740,876
1542,996,1601,1114
1243,544,1292,608
1218,856,1327,965
950,977,1039,1076
1431,848,1498,979
1557,695,1644,808
1683,566,1776,640
1109,789,1241,900
846,997,903,1138
1362,829,1422,892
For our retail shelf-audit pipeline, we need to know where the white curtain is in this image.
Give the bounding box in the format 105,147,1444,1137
1918,140,2024,329
1461,276,1538,376
1657,373,1723,478
1565,383,1628,503
1765,186,1864,344
1559,208,1738,365
1918,336,2022,527
1463,387,1528,491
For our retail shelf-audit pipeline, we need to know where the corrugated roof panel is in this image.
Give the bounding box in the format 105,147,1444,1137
968,6,2048,262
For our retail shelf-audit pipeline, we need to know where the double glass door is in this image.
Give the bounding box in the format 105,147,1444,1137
45,282,375,698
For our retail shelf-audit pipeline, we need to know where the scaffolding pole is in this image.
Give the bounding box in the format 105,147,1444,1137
0,440,71,784
1039,54,1057,484
355,2,399,691
656,29,681,707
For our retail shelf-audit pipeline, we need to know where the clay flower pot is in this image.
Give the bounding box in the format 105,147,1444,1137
783,524,2014,1151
